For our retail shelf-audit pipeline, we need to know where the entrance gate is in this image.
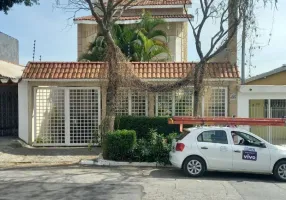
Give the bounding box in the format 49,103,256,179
0,85,18,136
34,87,100,146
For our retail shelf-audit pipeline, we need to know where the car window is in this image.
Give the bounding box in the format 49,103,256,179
176,130,190,141
231,131,262,147
197,130,228,144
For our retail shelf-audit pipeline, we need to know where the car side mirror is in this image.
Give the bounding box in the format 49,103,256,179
259,142,266,148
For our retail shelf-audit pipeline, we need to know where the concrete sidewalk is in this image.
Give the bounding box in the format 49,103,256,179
0,137,101,167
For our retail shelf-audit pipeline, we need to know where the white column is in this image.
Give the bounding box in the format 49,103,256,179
18,81,29,143
237,93,249,117
237,92,250,131
65,88,70,145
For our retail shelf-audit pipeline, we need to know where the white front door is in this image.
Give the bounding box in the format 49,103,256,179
231,131,271,173
196,130,233,170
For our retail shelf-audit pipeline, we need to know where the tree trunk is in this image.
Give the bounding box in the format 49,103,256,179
193,63,205,116
101,31,121,159
103,31,120,134
193,89,200,116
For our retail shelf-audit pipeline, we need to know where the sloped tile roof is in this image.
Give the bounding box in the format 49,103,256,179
75,14,193,22
22,62,239,80
109,0,192,6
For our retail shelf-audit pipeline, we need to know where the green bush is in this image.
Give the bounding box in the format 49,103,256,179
133,129,178,165
114,116,180,139
103,130,136,161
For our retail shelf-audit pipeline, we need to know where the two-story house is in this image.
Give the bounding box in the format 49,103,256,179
18,0,240,146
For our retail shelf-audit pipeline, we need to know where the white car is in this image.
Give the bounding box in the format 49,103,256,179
169,126,286,181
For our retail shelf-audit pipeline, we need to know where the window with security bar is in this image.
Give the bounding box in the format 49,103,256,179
115,89,129,116
175,88,193,116
115,89,148,116
156,91,173,116
131,90,147,116
69,89,99,144
204,87,227,117
34,88,65,144
156,87,194,116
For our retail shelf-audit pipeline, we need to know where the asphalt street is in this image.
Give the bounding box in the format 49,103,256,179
0,165,286,200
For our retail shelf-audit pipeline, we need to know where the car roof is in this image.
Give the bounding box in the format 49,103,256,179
183,126,269,144
184,126,244,132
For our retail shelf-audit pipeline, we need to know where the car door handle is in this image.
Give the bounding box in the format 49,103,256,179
234,150,241,153
201,147,208,150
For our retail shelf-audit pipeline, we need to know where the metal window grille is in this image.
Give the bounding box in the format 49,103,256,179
34,88,65,144
156,87,193,116
175,88,193,116
204,87,227,117
34,87,100,146
116,89,148,116
116,89,129,116
69,89,99,144
131,90,147,116
156,92,173,116
270,100,286,118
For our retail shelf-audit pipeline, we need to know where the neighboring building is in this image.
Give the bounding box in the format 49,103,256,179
238,65,286,145
0,60,24,136
18,0,240,146
0,32,19,64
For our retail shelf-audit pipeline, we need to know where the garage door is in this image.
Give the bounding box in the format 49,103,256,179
34,87,100,146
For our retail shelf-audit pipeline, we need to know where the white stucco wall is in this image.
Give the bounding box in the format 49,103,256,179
237,85,286,131
18,81,29,143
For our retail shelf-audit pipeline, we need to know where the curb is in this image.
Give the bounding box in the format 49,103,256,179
80,158,173,168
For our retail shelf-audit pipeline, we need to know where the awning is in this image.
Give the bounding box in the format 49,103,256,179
0,60,25,84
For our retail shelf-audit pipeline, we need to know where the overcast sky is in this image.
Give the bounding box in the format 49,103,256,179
1,0,285,77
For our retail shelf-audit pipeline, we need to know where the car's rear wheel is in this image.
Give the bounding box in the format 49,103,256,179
183,156,206,177
274,160,286,181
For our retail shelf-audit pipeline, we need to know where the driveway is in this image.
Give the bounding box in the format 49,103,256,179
0,137,101,167
0,165,286,200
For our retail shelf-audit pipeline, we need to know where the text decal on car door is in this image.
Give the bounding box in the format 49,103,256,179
242,151,257,161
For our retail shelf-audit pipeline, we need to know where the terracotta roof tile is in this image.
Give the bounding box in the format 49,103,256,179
75,14,193,22
105,0,192,7
22,62,239,80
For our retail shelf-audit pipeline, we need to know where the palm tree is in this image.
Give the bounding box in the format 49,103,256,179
79,12,170,62
79,36,106,61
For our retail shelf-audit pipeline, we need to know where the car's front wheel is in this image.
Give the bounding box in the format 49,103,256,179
183,156,206,177
274,160,286,181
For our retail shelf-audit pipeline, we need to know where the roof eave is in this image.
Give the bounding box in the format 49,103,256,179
23,78,239,82
245,65,286,84
74,17,193,25
122,4,192,9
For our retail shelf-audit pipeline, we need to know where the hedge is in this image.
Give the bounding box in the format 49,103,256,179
103,129,136,161
114,116,180,139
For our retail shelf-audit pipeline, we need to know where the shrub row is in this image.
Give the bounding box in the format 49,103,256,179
103,129,137,161
114,116,180,139
103,129,178,165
